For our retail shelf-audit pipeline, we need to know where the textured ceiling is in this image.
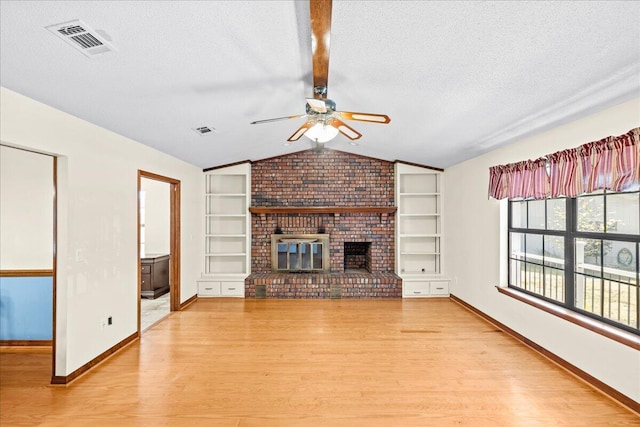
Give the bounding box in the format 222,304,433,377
1,1,639,169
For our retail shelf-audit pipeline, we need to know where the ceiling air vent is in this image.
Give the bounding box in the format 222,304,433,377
193,126,216,136
46,20,116,57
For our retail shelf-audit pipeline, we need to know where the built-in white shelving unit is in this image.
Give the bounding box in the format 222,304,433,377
198,162,250,297
395,162,449,297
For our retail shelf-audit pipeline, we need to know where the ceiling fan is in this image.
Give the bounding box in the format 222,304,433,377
250,0,390,145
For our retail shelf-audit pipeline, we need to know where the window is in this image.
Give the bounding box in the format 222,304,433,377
508,189,640,334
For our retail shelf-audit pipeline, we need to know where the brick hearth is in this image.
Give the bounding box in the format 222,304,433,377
245,272,402,299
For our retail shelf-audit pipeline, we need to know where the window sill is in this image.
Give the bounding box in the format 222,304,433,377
496,286,639,350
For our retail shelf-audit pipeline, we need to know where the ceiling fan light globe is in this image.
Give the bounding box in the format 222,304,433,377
304,122,339,143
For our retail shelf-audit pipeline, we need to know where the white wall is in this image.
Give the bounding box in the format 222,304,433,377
140,178,170,257
0,87,203,376
0,146,53,269
444,98,640,402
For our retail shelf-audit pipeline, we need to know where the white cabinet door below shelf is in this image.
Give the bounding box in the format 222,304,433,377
198,281,221,296
403,281,430,297
221,281,244,296
430,281,449,295
402,279,450,297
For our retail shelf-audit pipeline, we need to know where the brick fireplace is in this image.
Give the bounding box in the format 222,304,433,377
245,149,402,298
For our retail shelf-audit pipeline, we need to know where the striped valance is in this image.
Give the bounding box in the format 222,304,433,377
489,127,640,200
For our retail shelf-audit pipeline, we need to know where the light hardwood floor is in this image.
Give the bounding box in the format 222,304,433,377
1,299,638,426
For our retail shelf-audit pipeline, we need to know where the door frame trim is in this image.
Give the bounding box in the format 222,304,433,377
137,170,181,334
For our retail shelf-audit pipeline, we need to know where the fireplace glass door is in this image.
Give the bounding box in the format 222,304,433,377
272,234,330,273
277,242,322,271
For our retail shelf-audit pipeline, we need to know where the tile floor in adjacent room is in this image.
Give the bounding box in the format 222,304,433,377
140,292,170,331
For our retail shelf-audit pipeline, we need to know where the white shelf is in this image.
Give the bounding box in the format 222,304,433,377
402,273,448,278
396,163,447,297
203,164,251,294
206,174,246,194
205,253,247,257
402,271,440,275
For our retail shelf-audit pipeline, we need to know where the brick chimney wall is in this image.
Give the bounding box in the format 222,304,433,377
250,149,396,273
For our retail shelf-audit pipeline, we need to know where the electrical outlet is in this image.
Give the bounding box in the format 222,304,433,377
107,316,113,325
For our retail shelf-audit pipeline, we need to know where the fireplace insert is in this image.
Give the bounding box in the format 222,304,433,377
271,234,330,273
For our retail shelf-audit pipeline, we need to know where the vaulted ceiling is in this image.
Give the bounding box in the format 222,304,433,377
1,1,639,169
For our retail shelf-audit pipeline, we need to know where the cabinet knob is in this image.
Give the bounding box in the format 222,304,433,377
205,287,213,290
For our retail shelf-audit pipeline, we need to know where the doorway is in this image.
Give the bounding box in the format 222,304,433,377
0,145,56,380
137,171,181,334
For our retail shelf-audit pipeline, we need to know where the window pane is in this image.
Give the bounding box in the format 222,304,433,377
511,201,527,228
575,273,602,317
543,236,564,302
577,195,605,233
524,234,543,294
544,266,565,302
546,198,566,231
543,235,564,267
576,237,602,269
525,234,543,263
526,263,544,294
509,232,525,260
607,241,636,273
606,192,639,235
510,259,525,288
528,200,545,229
601,245,638,328
509,232,527,291
575,237,603,317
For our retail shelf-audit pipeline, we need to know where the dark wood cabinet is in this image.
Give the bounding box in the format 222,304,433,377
141,254,170,299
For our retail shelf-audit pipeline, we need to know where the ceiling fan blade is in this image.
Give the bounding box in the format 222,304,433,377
306,98,327,113
328,118,362,140
336,111,391,124
250,114,307,125
310,0,332,98
287,120,315,142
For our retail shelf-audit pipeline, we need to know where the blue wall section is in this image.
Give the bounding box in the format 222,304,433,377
0,276,53,340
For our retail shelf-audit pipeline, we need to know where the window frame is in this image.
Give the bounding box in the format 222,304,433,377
508,190,640,335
